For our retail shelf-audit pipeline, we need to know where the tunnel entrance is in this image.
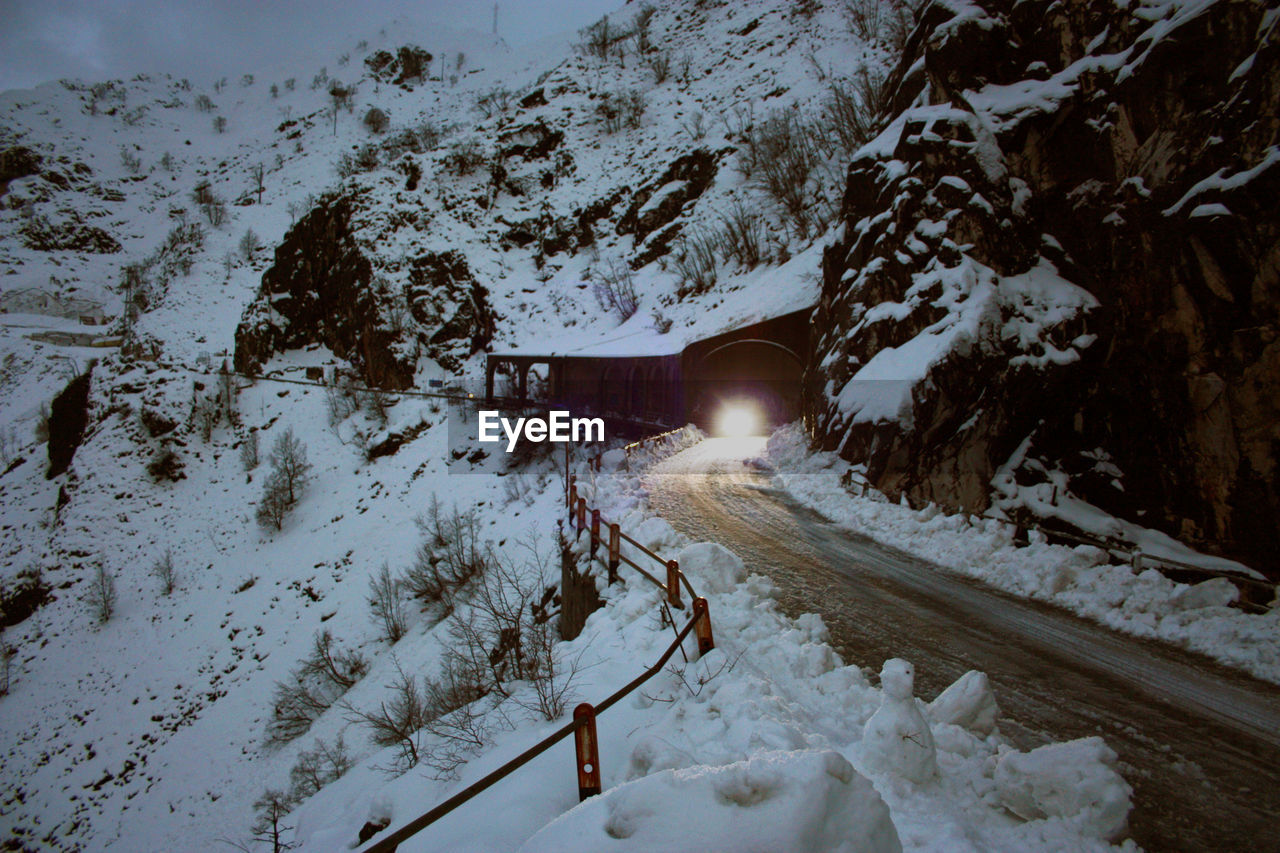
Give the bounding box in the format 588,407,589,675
685,339,803,433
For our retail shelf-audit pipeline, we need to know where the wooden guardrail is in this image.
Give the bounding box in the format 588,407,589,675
355,454,715,853
356,610,709,853
567,473,701,608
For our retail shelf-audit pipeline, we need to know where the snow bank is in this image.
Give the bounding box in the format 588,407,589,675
994,737,1132,841
518,750,902,853
766,423,1280,684
677,541,746,594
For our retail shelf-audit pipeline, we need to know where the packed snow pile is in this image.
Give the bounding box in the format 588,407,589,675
766,424,1280,685
519,750,902,853
993,737,1132,841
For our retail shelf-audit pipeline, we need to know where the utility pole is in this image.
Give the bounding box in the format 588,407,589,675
492,3,498,36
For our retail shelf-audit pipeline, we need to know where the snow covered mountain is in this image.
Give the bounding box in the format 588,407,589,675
0,0,1272,850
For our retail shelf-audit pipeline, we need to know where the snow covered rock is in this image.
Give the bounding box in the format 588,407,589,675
518,750,902,853
861,659,937,784
677,542,746,594
927,669,999,736
993,736,1132,840
1170,577,1239,611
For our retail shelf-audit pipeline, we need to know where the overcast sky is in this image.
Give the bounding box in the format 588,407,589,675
0,0,622,93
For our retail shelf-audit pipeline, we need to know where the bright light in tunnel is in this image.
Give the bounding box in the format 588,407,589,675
715,401,763,437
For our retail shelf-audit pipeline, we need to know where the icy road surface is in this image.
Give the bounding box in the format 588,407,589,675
647,438,1280,853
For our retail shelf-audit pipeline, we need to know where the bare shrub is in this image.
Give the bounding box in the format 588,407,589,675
288,734,353,798
400,497,487,614
442,138,485,176
250,162,266,203
745,110,819,238
267,630,367,744
419,658,490,778
576,15,615,59
344,658,428,772
368,563,407,643
673,226,720,297
441,536,577,720
151,549,177,595
86,565,116,623
363,106,390,134
592,259,639,321
194,94,215,112
821,71,888,154
717,199,767,269
119,146,142,174
148,447,184,482
678,111,706,142
475,86,513,118
240,431,260,471
648,51,672,84
0,425,19,468
842,0,920,49
596,90,644,133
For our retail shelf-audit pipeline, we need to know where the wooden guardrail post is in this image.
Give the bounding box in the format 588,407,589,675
590,509,601,560
607,523,620,584
693,597,715,657
577,497,587,538
1131,549,1143,571
666,560,682,609
568,477,577,519
573,703,602,801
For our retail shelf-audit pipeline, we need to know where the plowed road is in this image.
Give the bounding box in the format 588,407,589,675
647,438,1280,853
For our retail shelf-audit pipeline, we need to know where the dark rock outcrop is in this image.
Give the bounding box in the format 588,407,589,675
21,216,121,253
617,148,726,243
47,367,93,479
364,46,433,86
0,146,41,185
405,251,496,371
808,0,1280,572
235,199,497,385
234,196,413,388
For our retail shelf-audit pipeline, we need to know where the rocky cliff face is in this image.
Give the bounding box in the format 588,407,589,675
234,196,494,387
807,0,1279,572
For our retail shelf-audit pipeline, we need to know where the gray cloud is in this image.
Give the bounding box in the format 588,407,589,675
0,0,622,92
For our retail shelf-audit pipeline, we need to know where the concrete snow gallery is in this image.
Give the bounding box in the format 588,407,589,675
477,410,605,452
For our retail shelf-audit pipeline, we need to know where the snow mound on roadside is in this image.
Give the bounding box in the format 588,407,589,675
993,736,1132,840
518,750,902,853
678,541,747,594
928,670,1000,736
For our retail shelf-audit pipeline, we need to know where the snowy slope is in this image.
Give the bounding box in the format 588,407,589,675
0,1,1142,851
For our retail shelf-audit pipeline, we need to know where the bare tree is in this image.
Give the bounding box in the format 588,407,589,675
250,162,265,203
250,789,297,853
0,637,13,696
268,428,311,504
86,565,117,623
368,563,407,643
256,476,291,531
151,549,177,595
240,431,260,471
